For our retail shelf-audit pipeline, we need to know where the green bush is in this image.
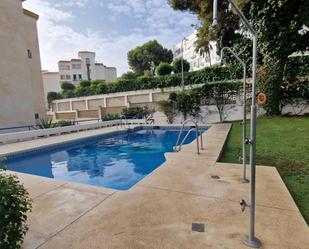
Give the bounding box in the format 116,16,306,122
61,82,75,91
56,120,74,127
169,80,242,122
38,118,58,129
47,92,62,107
172,58,190,73
51,66,244,103
0,164,32,249
158,100,177,124
156,62,173,76
284,55,309,82
61,90,75,99
101,114,121,121
122,107,145,118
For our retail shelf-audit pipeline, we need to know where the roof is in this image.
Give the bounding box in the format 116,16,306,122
71,59,82,62
58,60,70,63
23,9,39,20
78,51,95,54
42,71,59,74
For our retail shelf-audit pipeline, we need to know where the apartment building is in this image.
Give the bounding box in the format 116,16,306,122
0,0,46,129
173,31,221,71
58,51,117,85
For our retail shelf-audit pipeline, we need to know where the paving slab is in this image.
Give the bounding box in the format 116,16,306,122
38,186,309,249
23,184,111,249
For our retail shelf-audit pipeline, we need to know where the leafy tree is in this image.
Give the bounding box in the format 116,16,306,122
169,0,309,115
47,91,62,107
169,91,200,119
128,40,173,75
158,100,177,124
120,71,139,80
61,82,75,91
156,62,173,76
172,58,190,73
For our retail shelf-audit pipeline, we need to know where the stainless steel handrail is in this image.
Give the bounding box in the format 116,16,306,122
120,115,127,129
174,119,203,154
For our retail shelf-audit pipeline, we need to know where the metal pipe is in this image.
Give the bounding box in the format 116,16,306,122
181,38,188,91
213,1,261,247
220,47,248,183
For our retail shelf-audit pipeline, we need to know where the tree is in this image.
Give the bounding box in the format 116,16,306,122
61,82,75,91
169,0,309,115
172,58,190,73
128,40,173,75
119,71,138,80
156,62,173,76
47,91,62,107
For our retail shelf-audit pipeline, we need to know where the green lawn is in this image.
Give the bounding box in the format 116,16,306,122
220,116,309,224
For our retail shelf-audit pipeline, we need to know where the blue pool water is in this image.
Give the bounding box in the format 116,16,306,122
6,127,205,190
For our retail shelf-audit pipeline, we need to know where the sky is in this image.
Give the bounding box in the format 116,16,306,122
23,0,199,76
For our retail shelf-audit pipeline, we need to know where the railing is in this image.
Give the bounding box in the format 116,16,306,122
174,119,204,154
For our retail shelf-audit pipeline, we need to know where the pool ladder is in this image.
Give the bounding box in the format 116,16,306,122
174,119,204,154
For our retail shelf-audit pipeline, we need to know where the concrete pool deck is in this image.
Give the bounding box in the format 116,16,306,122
2,124,308,249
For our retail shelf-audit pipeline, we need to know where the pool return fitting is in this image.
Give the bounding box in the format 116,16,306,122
213,0,261,247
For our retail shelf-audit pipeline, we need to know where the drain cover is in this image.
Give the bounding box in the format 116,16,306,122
211,175,220,180
192,223,205,232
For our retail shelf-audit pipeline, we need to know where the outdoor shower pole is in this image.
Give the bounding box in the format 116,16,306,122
213,0,261,248
220,47,248,184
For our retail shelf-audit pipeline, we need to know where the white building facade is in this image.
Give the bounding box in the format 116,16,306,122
57,51,117,85
42,51,117,108
173,31,221,71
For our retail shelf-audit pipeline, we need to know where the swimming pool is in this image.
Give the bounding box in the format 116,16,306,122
6,126,205,190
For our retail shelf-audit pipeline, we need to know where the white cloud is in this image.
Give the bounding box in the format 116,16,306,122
23,0,197,75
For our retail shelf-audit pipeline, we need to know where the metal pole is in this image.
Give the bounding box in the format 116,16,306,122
181,39,185,91
213,1,261,247
220,47,248,183
242,66,249,183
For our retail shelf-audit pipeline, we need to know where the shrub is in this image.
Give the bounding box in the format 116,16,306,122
61,90,75,99
169,80,242,122
122,107,145,118
57,120,74,127
284,55,309,82
61,82,75,91
101,114,121,121
172,58,190,73
280,80,309,115
47,92,62,107
38,118,58,129
120,71,139,80
0,163,32,249
158,100,177,123
79,80,92,88
95,82,108,94
156,62,173,76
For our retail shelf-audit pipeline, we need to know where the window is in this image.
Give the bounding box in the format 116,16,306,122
73,74,77,81
59,65,70,70
66,75,71,80
86,58,91,65
72,64,81,69
34,113,39,119
79,74,82,80
60,75,66,80
27,49,32,59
